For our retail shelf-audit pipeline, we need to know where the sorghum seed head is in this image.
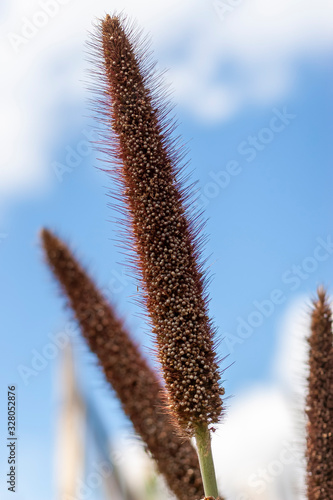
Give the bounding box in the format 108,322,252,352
306,287,333,500
41,228,204,500
89,13,224,435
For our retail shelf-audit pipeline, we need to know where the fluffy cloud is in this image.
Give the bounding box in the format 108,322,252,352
0,0,192,208
1,0,333,206
167,0,333,121
212,387,298,500
211,296,316,500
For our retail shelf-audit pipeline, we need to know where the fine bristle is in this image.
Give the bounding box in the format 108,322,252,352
306,287,333,499
87,12,224,435
41,228,204,500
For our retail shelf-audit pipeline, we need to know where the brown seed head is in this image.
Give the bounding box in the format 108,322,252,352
306,287,333,500
41,228,204,500
89,13,224,435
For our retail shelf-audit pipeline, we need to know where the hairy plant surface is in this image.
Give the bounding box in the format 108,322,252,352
41,228,204,500
88,13,224,436
306,288,333,500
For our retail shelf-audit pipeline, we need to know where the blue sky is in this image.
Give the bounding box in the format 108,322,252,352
1,1,333,499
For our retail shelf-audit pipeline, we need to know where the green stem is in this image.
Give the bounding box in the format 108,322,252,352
195,424,218,498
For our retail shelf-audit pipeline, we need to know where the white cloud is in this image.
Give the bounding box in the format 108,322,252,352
0,0,192,208
166,0,333,122
210,296,320,500
273,295,311,402
212,387,298,500
1,0,333,207
269,295,319,500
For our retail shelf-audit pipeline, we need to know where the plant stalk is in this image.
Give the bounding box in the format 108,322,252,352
195,424,219,498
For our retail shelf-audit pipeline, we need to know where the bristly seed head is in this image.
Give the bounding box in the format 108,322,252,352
90,13,224,435
306,287,333,500
41,228,204,500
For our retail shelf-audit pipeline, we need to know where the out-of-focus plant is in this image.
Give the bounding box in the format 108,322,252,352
41,229,204,500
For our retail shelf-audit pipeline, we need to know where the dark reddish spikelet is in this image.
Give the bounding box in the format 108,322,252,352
89,13,224,435
41,228,204,500
306,287,333,500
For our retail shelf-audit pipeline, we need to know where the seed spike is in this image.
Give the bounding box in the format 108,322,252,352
306,287,333,500
40,228,204,500
89,13,225,496
91,12,225,437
